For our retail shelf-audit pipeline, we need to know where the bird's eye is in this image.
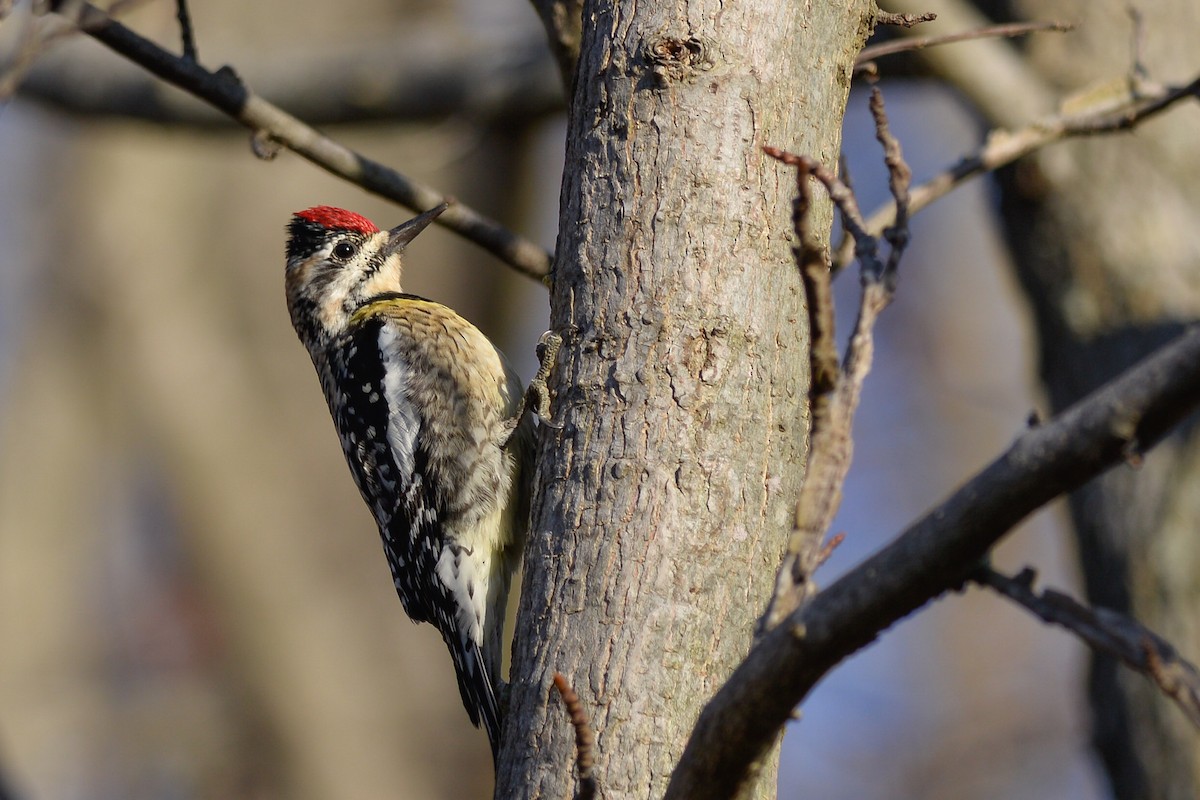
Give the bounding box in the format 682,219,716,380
332,241,357,260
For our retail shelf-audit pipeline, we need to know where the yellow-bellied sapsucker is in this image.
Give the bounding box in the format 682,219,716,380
284,203,532,760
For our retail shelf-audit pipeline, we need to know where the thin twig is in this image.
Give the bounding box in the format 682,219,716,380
882,0,1057,126
972,565,1200,728
813,532,845,571
18,31,562,126
758,149,841,632
856,20,1073,67
787,156,838,400
44,0,553,281
869,87,911,287
175,0,196,61
552,673,597,800
833,73,1200,271
757,87,914,633
830,154,855,278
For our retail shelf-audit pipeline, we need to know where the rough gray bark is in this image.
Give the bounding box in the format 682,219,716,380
980,1,1200,796
498,1,873,798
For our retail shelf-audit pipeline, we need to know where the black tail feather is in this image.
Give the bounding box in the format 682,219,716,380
447,637,502,764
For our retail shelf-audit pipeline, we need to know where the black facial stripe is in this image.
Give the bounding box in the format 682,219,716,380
285,219,370,263
359,248,389,278
285,218,328,261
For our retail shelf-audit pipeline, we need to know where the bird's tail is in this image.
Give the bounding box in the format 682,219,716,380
447,635,502,763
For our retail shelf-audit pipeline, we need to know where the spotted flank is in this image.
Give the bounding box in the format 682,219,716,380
285,209,530,764
326,306,523,759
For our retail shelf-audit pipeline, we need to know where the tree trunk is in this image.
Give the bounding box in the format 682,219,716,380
498,2,873,798
983,1,1200,796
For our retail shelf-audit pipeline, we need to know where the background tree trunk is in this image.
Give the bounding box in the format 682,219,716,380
498,2,873,798
978,1,1200,796
0,2,533,796
19,1,1200,797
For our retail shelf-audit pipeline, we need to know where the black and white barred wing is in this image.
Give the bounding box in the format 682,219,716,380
335,312,503,750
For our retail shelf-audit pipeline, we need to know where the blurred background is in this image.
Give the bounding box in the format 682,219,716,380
0,0,1190,798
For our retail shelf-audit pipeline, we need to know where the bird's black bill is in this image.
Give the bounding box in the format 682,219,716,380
386,202,450,254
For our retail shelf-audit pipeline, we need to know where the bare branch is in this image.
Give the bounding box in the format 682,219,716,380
758,88,914,633
874,10,937,28
880,0,1057,126
18,27,562,126
757,150,840,632
869,87,910,286
813,532,845,571
834,73,1200,271
973,566,1200,728
41,0,553,280
667,325,1200,800
551,673,597,800
785,155,839,398
174,0,196,61
528,0,582,88
856,19,1074,68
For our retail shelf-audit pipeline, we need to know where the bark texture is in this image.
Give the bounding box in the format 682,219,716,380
498,1,873,798
983,1,1200,796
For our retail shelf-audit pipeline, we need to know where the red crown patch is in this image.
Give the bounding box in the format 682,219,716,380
294,206,380,234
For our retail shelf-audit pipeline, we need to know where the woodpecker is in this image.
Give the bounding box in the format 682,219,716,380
284,203,532,761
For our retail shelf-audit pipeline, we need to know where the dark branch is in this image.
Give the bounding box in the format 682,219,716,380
528,0,582,89
972,566,1200,729
42,0,553,281
175,0,196,61
666,325,1200,800
19,28,562,126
